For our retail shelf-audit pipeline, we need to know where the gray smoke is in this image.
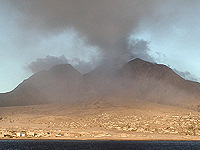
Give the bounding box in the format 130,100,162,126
70,58,97,74
8,0,200,70
27,38,153,74
27,55,68,73
27,55,98,74
8,0,163,64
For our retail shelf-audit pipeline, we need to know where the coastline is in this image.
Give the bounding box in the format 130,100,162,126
1,136,200,141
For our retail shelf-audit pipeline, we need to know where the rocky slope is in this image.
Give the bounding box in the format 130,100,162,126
0,64,93,106
116,59,200,107
1,58,200,110
85,58,200,109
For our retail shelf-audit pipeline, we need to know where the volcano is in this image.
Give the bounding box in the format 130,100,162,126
0,58,200,110
0,64,93,107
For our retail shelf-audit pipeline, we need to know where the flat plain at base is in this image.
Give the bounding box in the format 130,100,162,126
0,98,200,141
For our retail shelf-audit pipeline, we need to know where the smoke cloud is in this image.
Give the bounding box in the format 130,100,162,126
27,38,153,74
27,55,68,73
70,58,97,74
8,0,163,64
27,55,98,74
8,0,200,73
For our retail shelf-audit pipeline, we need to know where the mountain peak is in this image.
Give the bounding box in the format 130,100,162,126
128,58,154,66
119,58,178,81
122,58,156,72
49,63,79,74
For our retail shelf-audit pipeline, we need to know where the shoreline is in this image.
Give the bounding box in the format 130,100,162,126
0,138,200,141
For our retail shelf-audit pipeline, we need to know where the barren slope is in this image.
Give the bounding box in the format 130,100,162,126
0,64,93,107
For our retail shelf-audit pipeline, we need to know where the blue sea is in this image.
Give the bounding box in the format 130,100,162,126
0,140,200,150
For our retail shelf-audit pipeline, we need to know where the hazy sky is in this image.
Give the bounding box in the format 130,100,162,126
0,0,200,93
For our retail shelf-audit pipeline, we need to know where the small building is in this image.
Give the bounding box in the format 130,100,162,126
16,133,21,137
12,134,16,137
27,132,35,137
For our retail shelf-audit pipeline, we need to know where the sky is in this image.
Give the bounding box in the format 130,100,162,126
0,0,200,93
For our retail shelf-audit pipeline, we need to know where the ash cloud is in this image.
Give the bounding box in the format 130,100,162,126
70,58,97,74
8,0,162,65
129,39,154,62
27,55,98,74
8,0,200,71
27,38,153,74
27,55,69,73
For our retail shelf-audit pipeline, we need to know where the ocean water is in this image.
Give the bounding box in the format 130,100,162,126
0,140,200,150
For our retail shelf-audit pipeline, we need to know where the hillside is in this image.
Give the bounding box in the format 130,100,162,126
85,58,200,110
116,58,200,107
0,58,200,110
0,64,93,107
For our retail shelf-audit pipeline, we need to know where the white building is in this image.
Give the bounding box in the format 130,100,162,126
16,133,21,137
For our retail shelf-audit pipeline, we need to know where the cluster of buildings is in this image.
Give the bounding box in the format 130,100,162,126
0,127,112,139
1,112,200,139
97,113,200,136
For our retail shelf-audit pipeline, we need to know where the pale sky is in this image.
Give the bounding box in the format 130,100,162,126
0,0,200,93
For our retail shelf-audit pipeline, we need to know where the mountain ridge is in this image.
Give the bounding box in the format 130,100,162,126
0,58,200,110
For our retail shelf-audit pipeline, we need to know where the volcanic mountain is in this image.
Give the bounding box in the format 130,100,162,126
0,58,200,110
118,59,200,107
0,64,93,107
85,58,200,109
